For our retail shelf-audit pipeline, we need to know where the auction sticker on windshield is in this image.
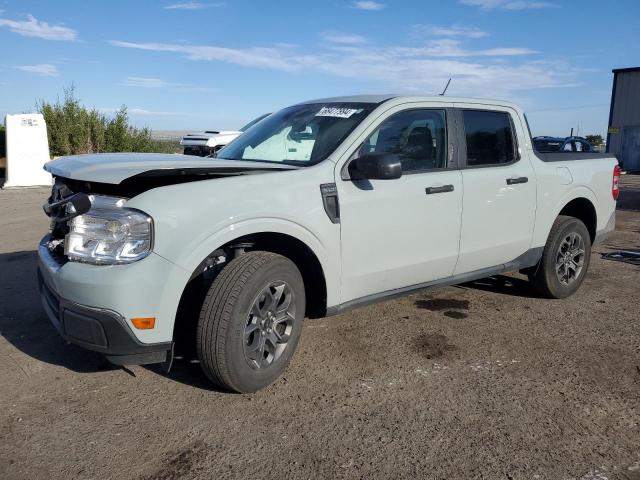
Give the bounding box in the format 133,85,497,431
315,107,363,118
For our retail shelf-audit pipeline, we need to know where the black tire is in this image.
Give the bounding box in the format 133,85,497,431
530,215,592,299
196,251,305,393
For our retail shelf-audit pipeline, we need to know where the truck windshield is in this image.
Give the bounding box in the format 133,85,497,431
239,113,271,132
216,102,376,166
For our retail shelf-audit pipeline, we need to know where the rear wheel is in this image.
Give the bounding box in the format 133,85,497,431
196,251,305,393
530,215,591,299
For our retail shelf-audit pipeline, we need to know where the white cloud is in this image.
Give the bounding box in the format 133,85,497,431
413,24,489,39
130,108,178,116
351,1,385,11
163,2,225,10
312,55,574,98
0,14,77,41
111,38,534,67
121,77,173,88
99,107,179,116
460,0,558,9
409,39,537,57
110,40,300,72
120,76,216,91
110,38,574,98
322,31,367,45
13,64,59,77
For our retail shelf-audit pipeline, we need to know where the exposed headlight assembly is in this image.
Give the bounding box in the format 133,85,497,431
64,196,153,264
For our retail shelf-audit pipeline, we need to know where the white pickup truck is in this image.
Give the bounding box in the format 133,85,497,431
180,113,270,156
38,95,619,393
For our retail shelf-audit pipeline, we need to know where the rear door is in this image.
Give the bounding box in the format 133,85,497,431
453,107,536,275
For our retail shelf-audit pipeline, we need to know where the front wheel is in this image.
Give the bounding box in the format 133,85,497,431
197,251,305,393
530,215,592,299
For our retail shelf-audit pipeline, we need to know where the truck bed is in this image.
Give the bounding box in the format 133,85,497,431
534,151,615,162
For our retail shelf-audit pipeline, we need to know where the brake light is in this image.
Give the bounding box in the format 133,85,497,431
612,164,621,201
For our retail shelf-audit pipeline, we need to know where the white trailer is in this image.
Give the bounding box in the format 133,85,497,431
3,113,52,188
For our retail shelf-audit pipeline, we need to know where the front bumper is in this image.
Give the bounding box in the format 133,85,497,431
37,235,188,365
38,268,171,365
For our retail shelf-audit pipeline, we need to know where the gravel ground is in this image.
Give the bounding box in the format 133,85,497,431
1,177,639,480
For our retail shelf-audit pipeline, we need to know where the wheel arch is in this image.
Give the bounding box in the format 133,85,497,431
532,186,599,248
219,231,329,319
171,228,332,354
557,196,597,242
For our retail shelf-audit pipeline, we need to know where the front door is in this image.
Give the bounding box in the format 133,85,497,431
336,108,463,303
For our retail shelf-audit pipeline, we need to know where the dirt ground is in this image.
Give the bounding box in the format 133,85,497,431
1,177,639,480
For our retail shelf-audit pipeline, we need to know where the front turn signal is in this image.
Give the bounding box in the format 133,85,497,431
131,317,156,330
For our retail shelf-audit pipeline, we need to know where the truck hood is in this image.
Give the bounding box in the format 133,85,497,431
44,152,298,184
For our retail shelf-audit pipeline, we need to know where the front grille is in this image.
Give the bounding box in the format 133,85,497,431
48,240,68,265
45,180,74,261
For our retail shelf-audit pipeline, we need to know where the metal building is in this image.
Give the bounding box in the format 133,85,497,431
607,67,640,172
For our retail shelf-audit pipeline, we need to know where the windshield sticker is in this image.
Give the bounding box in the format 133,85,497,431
315,107,363,119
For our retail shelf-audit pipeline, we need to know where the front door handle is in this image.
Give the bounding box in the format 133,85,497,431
425,184,454,195
506,177,528,185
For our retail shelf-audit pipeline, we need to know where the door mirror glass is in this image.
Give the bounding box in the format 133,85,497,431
349,153,402,180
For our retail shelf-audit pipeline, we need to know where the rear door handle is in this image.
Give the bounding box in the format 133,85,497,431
425,184,454,194
506,177,528,185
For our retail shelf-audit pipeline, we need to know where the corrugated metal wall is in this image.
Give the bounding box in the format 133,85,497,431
609,70,640,168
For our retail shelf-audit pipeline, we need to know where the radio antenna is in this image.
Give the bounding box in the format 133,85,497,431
439,78,452,96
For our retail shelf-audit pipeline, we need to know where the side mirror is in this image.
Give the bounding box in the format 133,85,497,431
349,154,402,180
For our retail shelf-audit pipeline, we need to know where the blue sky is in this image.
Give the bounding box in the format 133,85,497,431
1,0,639,136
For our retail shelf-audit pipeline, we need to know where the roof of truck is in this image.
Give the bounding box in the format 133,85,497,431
298,94,521,110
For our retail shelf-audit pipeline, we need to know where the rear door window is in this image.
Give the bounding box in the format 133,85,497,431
462,110,516,167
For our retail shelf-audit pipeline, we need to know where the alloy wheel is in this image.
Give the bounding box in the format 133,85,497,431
243,281,295,369
555,232,586,286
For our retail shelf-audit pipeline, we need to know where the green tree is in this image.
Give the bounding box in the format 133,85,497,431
585,134,604,147
104,107,131,152
37,86,180,157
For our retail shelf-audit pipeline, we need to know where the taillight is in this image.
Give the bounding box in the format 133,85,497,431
612,164,621,201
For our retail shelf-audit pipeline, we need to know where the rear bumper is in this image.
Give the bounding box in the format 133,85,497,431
594,210,616,246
